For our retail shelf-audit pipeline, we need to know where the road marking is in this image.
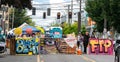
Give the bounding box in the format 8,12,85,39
37,55,40,62
81,55,96,62
41,60,44,62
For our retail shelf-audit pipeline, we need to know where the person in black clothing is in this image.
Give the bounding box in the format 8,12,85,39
83,32,90,54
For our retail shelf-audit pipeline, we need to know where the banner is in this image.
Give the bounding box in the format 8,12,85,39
16,38,39,55
88,38,113,55
64,36,77,48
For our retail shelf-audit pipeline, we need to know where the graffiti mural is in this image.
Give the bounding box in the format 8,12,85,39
16,38,39,55
89,38,113,55
49,27,62,38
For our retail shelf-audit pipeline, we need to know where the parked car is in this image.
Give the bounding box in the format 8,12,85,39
0,34,6,55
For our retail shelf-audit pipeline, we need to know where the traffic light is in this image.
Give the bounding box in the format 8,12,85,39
43,12,46,19
68,12,72,19
57,12,60,19
32,7,36,15
47,8,51,16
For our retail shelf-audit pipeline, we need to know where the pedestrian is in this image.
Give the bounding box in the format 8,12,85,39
77,33,84,51
77,33,80,49
91,32,95,38
83,32,90,54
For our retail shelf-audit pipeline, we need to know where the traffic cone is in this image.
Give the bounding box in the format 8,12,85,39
77,49,82,55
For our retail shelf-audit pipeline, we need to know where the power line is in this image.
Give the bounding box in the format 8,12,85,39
32,4,79,10
35,8,82,10
32,1,78,5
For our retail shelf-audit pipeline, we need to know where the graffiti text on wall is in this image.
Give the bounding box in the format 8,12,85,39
16,38,39,55
89,39,113,55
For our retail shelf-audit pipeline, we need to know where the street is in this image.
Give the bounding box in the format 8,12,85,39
40,54,114,62
0,55,37,62
0,54,114,62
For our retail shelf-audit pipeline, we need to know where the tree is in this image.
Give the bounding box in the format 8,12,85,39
85,0,120,33
9,8,35,28
1,0,32,9
51,22,87,35
62,22,86,35
110,0,120,33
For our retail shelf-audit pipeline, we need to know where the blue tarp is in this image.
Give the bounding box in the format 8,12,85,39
22,25,40,32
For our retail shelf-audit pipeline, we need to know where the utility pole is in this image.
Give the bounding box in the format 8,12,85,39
12,7,14,29
2,6,5,35
71,0,73,24
68,5,70,26
78,0,81,34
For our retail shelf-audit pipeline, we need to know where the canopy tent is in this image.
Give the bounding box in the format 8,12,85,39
22,25,40,32
19,23,29,28
8,23,41,35
8,23,28,34
8,28,16,34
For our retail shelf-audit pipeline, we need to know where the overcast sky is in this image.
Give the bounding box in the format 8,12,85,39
27,0,85,27
27,0,71,27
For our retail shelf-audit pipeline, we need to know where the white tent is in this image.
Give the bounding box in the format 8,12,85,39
8,23,29,34
18,23,29,28
8,28,16,34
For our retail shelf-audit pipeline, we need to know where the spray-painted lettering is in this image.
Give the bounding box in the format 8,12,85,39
89,39,113,55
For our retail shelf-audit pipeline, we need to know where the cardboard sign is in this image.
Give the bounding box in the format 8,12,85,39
89,38,113,55
64,37,77,48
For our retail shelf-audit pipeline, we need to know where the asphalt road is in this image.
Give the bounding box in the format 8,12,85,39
0,54,115,62
40,54,90,62
40,54,114,62
0,55,37,62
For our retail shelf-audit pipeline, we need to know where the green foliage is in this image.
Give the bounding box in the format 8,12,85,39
51,23,60,27
1,0,32,9
9,8,35,28
62,22,86,35
81,25,86,35
85,0,120,33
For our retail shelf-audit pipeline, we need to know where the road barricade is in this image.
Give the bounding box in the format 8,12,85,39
88,38,113,55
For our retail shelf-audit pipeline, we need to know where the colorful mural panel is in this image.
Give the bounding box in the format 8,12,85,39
16,38,39,55
49,27,62,38
89,38,113,55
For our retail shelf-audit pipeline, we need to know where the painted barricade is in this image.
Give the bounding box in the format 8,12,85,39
16,38,39,55
88,38,113,55
49,27,62,38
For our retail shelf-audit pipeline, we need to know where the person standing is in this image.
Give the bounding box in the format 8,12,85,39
83,32,90,54
77,33,80,49
77,33,84,51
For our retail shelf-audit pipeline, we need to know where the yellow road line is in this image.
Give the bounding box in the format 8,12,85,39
37,55,40,62
81,55,96,62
